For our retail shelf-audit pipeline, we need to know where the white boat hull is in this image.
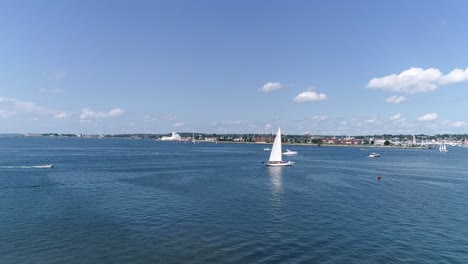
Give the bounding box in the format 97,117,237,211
267,161,295,166
283,149,297,156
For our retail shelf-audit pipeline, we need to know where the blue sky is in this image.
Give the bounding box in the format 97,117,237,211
1,0,468,135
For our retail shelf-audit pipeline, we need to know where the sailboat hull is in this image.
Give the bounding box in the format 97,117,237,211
267,161,295,167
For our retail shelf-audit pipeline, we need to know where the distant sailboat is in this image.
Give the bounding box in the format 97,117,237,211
439,142,448,152
266,128,294,166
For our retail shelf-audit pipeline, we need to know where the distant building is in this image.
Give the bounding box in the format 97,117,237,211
255,135,273,143
323,137,362,145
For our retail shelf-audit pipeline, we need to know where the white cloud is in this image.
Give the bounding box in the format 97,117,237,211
0,97,41,113
0,96,67,117
368,67,468,94
260,82,283,93
293,91,327,103
386,95,407,104
439,68,468,84
389,114,402,120
173,122,185,127
389,114,407,124
80,108,125,120
442,121,467,128
54,112,70,119
418,113,438,122
358,119,378,126
312,115,327,121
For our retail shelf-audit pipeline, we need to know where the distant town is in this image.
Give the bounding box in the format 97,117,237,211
2,131,466,148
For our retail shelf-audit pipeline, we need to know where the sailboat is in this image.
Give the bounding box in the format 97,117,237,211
266,127,294,166
439,142,448,152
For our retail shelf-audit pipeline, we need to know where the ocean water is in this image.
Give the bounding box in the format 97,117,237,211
1,137,468,263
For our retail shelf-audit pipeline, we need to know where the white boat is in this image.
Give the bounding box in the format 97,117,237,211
439,142,448,152
266,128,294,166
32,164,54,168
160,132,182,141
368,153,380,158
283,149,298,156
263,148,271,151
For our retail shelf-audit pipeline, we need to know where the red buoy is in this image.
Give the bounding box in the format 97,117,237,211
378,175,381,180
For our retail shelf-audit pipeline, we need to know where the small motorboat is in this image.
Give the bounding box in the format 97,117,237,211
32,164,54,168
368,153,380,158
264,148,271,151
283,149,298,156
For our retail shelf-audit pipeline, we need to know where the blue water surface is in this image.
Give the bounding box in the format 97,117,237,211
1,137,467,263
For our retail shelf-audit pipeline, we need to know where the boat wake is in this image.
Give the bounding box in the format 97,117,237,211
0,164,54,169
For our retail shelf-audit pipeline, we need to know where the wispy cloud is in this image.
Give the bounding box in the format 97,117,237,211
0,96,68,118
54,112,70,119
144,113,177,122
311,115,327,121
418,113,438,122
358,118,378,126
0,109,15,118
293,91,327,103
368,67,468,94
442,120,467,128
386,95,406,104
222,120,247,125
260,82,283,93
389,114,407,125
173,122,185,127
389,114,402,120
80,108,125,122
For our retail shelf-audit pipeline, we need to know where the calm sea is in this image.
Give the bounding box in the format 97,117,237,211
1,138,467,263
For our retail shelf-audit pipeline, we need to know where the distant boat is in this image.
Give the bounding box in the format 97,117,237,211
266,128,294,166
282,149,298,156
264,148,271,151
160,132,182,141
32,164,54,168
368,153,380,158
439,142,448,152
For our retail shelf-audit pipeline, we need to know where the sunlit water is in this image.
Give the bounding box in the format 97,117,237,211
1,138,467,263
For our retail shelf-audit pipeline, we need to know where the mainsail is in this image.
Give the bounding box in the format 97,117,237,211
269,128,283,162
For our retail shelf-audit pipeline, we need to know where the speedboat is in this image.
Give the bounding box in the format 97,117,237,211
32,164,54,168
368,153,380,158
264,148,271,151
282,149,298,156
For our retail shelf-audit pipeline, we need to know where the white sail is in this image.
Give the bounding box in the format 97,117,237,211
269,128,283,162
439,142,448,152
